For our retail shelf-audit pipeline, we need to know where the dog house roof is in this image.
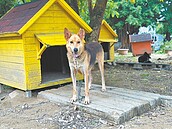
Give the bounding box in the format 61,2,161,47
129,34,152,43
101,20,118,37
99,20,118,42
0,0,92,37
0,0,48,34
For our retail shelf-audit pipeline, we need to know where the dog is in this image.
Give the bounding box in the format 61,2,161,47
138,52,151,63
64,28,106,104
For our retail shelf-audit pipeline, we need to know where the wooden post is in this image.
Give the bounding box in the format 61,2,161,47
26,90,32,97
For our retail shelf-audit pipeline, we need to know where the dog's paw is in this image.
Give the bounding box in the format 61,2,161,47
88,85,91,90
101,87,106,92
84,96,90,105
70,95,77,103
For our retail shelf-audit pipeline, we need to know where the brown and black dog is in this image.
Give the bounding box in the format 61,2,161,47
64,28,106,104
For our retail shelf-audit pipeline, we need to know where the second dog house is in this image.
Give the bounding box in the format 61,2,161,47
129,34,152,56
99,20,118,62
0,0,92,92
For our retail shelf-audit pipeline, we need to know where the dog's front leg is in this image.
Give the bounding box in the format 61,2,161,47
70,67,77,103
84,70,90,104
88,71,92,90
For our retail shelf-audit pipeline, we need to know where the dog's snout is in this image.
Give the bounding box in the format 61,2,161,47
74,48,78,53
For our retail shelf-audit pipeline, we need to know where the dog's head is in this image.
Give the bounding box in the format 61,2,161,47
143,52,151,59
64,28,85,58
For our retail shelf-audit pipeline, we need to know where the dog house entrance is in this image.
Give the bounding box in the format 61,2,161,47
41,45,70,83
101,42,110,60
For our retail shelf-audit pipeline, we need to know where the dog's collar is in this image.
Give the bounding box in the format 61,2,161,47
73,52,84,59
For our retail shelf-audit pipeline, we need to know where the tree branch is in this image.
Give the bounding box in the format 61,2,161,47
87,0,92,18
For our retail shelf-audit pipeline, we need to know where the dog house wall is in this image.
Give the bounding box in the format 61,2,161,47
0,36,25,90
99,20,118,62
0,0,92,91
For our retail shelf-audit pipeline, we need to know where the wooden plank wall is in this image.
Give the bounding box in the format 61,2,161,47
0,36,26,90
23,2,81,90
109,43,115,61
99,25,116,62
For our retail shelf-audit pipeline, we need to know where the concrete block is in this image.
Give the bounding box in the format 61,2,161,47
38,84,171,124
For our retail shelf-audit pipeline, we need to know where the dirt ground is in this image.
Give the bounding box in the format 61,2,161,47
93,53,172,96
0,53,172,129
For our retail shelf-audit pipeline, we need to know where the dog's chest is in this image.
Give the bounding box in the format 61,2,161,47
70,58,84,70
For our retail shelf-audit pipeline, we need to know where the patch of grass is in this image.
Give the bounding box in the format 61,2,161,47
156,40,172,54
140,73,149,78
114,52,138,63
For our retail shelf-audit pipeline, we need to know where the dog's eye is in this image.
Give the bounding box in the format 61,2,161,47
70,41,73,44
77,41,80,44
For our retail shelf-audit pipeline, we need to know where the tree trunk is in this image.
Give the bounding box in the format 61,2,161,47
86,0,108,42
165,31,171,41
65,0,79,15
119,24,139,49
120,24,129,49
65,0,108,42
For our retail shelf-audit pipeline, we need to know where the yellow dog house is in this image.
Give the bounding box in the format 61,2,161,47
0,0,117,95
99,20,118,63
0,0,92,94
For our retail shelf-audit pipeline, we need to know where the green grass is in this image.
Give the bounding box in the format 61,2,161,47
114,52,138,63
140,73,150,78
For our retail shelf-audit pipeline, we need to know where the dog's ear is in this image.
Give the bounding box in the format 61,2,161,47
78,28,85,40
64,28,72,41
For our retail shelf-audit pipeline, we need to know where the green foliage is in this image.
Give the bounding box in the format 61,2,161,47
14,0,34,5
0,0,34,18
106,0,162,30
103,0,166,48
0,0,14,18
164,41,172,50
156,22,172,36
156,40,172,53
78,0,120,25
156,0,172,34
104,0,119,19
78,0,89,24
